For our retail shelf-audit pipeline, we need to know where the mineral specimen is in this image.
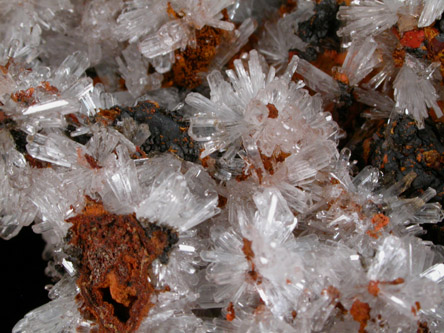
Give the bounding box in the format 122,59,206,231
2,0,444,332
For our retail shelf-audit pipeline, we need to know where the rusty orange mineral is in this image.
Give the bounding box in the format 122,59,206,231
350,299,371,333
226,302,236,321
167,25,224,89
68,199,176,332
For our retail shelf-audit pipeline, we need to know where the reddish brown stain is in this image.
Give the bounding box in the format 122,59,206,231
242,238,255,261
323,285,340,303
422,150,442,169
371,213,390,232
11,87,35,106
335,302,348,315
11,81,59,106
84,153,102,169
392,48,406,67
166,25,225,89
0,110,8,124
383,277,404,285
40,81,59,94
266,103,279,119
400,29,425,49
278,0,297,16
96,107,122,124
242,238,261,283
259,148,291,176
217,195,227,209
367,213,390,239
368,280,380,297
226,302,236,321
68,200,175,332
350,299,371,333
24,154,52,169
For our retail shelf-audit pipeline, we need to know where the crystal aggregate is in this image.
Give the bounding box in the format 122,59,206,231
1,0,444,332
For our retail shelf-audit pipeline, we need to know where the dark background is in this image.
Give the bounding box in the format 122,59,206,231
0,228,51,332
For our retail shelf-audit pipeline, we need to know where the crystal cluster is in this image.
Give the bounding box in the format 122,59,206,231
2,0,444,332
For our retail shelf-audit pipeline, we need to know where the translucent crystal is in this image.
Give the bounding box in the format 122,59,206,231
151,52,175,74
116,0,168,43
257,4,313,72
295,57,340,97
139,20,191,59
23,99,72,116
337,1,399,39
117,44,163,97
0,130,36,240
421,263,444,284
188,49,339,170
210,18,257,71
367,235,408,280
0,71,16,103
135,155,220,231
203,189,304,316
12,277,93,333
227,0,283,24
394,55,442,129
29,167,83,243
418,0,444,28
101,144,142,214
26,133,85,168
138,87,181,110
175,0,235,31
138,0,235,60
354,87,395,115
52,51,90,91
339,36,380,86
119,117,151,146
138,311,206,333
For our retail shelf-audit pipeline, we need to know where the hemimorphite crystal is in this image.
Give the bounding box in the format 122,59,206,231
2,1,444,332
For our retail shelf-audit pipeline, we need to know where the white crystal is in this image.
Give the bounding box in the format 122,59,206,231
394,55,442,128
12,277,92,333
210,17,257,71
337,1,399,39
339,36,380,86
23,99,70,115
52,51,90,91
139,20,191,59
116,0,168,43
138,0,235,60
421,263,444,284
257,4,313,72
354,87,395,115
117,44,163,97
135,155,220,231
295,57,340,97
418,0,444,28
